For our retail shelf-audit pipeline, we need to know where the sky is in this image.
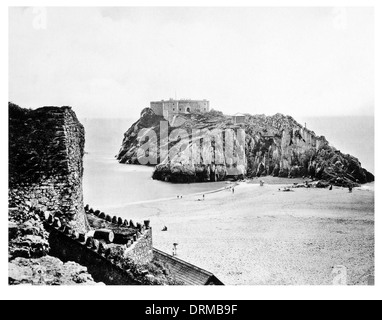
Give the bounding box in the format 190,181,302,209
9,7,374,119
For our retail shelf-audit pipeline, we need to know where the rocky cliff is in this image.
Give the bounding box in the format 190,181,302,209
117,108,374,186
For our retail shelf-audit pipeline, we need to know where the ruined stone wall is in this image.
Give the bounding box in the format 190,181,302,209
8,103,88,233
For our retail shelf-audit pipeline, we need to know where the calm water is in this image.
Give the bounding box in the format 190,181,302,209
81,116,374,211
81,118,228,212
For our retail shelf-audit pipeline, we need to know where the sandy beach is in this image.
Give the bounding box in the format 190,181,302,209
107,177,374,285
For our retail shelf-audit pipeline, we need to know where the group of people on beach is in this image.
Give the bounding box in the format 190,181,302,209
328,184,353,192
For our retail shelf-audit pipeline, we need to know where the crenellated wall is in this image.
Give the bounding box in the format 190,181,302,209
8,103,88,233
84,205,153,265
43,213,142,285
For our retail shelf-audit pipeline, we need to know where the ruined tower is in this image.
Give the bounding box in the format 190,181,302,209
8,103,89,233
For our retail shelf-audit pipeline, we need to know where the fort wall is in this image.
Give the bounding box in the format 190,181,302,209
150,99,210,120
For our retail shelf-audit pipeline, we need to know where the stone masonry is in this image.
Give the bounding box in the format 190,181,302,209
150,99,210,120
8,102,88,233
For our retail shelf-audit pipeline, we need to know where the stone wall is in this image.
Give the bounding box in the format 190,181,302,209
85,205,154,266
125,228,153,265
177,100,209,113
46,221,141,285
150,99,210,120
8,103,88,233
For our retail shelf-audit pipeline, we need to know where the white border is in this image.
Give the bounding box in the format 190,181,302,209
1,0,380,300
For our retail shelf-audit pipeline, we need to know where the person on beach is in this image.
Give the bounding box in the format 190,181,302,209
348,186,353,193
203,194,205,200
329,185,333,190
232,188,235,194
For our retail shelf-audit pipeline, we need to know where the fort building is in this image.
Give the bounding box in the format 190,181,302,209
150,99,210,120
232,113,246,124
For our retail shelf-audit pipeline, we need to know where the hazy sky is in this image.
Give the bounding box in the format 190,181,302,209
9,7,374,119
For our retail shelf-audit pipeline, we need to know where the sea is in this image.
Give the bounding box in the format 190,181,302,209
81,116,374,212
81,118,228,212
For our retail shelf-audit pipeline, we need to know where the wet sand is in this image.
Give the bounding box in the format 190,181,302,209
111,177,374,285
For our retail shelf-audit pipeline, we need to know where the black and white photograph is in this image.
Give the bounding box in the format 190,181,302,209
2,0,381,302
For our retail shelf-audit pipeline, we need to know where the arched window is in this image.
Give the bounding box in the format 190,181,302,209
186,107,191,113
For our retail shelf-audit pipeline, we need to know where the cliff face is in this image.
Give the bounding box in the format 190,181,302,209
117,108,374,186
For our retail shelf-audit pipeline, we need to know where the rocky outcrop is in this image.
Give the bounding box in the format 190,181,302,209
117,108,164,165
8,205,100,285
9,256,99,285
117,109,374,186
9,217,50,261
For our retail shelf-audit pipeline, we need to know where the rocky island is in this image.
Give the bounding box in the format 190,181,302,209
117,107,374,187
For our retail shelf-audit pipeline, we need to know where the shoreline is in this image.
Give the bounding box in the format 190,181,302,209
101,175,374,210
111,179,374,285
103,182,240,209
100,176,310,209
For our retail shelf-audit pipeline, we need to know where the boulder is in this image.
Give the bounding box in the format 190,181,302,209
8,256,101,285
